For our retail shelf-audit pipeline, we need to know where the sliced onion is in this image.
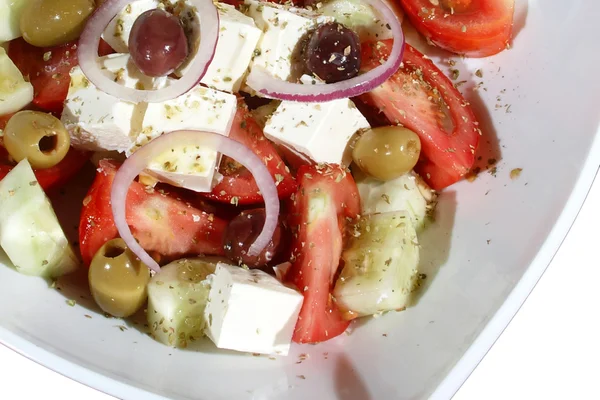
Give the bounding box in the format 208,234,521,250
78,0,219,103
111,130,280,272
245,0,404,103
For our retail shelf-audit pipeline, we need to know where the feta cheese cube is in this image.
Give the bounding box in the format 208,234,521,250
133,84,237,192
204,263,303,355
263,98,370,165
244,1,332,83
174,4,262,93
61,54,150,153
102,0,161,53
0,0,28,42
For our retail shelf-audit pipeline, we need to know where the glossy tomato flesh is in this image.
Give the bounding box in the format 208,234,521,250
79,160,228,266
399,0,515,57
205,103,297,205
359,41,480,190
285,164,360,343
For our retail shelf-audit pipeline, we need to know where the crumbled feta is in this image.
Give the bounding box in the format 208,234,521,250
263,97,370,165
244,0,333,83
102,0,162,53
204,263,304,355
61,54,151,153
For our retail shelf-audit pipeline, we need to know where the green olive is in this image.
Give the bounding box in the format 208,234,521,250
89,238,151,318
20,0,96,47
3,111,71,169
352,126,421,181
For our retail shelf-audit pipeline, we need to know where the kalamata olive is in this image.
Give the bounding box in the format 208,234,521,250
129,9,189,77
223,208,282,268
305,22,361,83
88,238,151,318
3,111,70,169
352,126,422,181
20,0,95,47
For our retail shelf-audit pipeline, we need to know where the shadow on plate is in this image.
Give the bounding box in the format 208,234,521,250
334,353,372,400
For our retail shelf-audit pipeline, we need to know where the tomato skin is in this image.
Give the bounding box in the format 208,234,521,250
399,0,514,57
358,41,480,190
79,160,227,266
284,164,360,343
205,103,297,205
8,38,78,115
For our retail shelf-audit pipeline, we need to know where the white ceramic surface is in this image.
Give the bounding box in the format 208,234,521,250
1,1,599,399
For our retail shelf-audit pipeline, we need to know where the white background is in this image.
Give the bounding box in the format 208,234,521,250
1,175,599,400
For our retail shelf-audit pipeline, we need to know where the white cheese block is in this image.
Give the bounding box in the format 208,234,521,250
204,263,303,356
0,0,28,43
176,3,262,93
102,0,161,53
244,0,333,83
133,84,237,192
263,97,370,165
61,54,153,153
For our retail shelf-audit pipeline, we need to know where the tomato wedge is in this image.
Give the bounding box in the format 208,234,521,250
399,0,514,57
205,103,297,205
8,38,78,115
359,41,480,190
79,160,227,266
284,164,360,343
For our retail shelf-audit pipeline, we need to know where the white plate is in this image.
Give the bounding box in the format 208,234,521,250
1,0,600,399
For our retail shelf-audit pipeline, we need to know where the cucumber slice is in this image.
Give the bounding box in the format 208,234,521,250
319,0,400,41
147,257,224,348
333,211,419,318
356,170,437,232
0,159,79,278
0,0,28,42
0,47,33,115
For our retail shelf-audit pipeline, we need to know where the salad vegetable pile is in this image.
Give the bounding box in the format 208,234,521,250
0,0,514,355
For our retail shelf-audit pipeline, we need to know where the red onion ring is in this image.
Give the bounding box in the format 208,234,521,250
245,0,404,103
111,130,280,272
78,0,219,103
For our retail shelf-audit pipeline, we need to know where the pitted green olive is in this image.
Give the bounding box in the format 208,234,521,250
3,111,71,169
88,238,151,318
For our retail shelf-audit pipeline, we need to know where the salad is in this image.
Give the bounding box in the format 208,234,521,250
0,0,514,355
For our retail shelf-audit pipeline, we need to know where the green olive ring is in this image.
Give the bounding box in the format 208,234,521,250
3,111,71,169
88,238,151,318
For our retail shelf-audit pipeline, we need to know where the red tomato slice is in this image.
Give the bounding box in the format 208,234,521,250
8,38,78,115
399,0,514,57
79,160,227,266
284,164,360,343
204,103,297,205
358,41,480,190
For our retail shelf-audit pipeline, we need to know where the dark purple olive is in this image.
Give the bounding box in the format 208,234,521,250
305,22,361,83
223,209,282,268
129,9,188,77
